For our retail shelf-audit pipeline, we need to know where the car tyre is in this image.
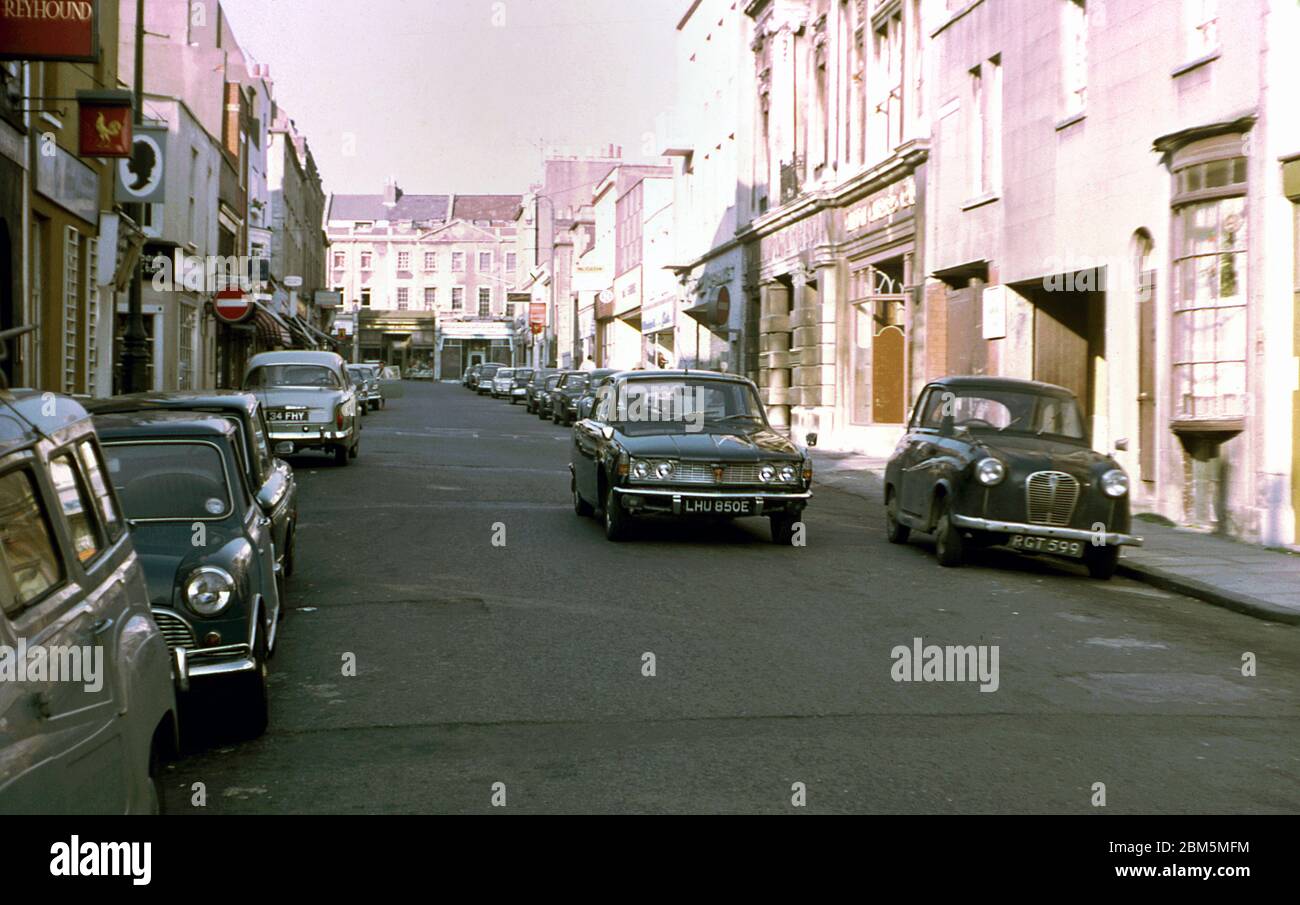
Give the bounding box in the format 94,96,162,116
237,626,270,740
885,490,910,544
1084,545,1120,580
573,480,594,517
934,498,965,567
770,513,799,545
334,444,350,467
350,438,359,459
603,484,630,541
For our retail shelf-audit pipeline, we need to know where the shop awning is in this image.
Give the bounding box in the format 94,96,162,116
249,303,295,349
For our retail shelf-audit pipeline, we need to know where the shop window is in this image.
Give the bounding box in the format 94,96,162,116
1169,140,1248,425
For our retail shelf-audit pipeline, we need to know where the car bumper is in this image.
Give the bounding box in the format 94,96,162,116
267,426,354,449
511,388,528,397
950,514,1143,547
613,486,812,515
170,644,256,693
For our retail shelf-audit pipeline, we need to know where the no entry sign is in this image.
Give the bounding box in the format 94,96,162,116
214,291,253,324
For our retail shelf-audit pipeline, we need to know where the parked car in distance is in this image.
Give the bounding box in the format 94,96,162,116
84,391,299,595
347,364,383,412
552,369,618,426
463,365,481,389
524,369,560,413
491,367,516,399
506,367,535,404
94,411,284,736
379,365,405,400
0,386,179,814
243,350,361,466
883,376,1142,579
570,370,813,543
535,372,566,419
475,363,504,396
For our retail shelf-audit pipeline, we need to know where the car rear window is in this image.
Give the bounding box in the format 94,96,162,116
104,443,233,521
246,365,340,389
0,468,65,615
49,453,103,564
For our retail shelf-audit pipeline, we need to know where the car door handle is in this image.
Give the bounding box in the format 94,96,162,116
258,516,272,527
91,617,115,637
33,690,54,720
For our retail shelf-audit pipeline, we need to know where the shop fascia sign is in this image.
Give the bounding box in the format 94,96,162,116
641,293,676,334
0,0,99,63
845,175,916,234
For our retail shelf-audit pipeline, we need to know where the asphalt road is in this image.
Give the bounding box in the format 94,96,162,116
162,381,1300,814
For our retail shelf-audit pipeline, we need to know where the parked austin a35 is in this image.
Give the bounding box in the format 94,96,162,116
243,351,361,466
883,377,1142,579
570,370,813,544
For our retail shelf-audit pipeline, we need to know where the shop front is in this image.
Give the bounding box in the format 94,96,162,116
641,291,676,369
437,318,514,380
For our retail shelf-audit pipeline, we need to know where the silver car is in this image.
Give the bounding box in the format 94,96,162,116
0,387,179,814
243,351,362,466
347,364,382,413
491,368,516,399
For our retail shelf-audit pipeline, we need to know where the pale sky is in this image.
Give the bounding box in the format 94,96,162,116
219,0,681,198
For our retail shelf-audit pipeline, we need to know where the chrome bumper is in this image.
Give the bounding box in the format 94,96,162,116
614,486,812,515
172,643,257,691
950,514,1144,547
267,426,352,444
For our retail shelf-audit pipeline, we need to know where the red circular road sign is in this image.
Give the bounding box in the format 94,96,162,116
213,290,252,324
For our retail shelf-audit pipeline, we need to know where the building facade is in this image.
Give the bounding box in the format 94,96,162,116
326,184,520,374
925,0,1300,545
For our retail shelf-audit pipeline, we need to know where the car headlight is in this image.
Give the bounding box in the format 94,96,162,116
656,461,675,479
779,464,797,483
185,566,235,617
976,457,1006,486
632,460,650,479
759,464,776,483
1101,468,1129,498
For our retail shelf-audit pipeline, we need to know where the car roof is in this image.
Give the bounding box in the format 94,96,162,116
0,389,94,459
92,410,241,442
247,350,344,369
84,391,260,419
615,369,752,384
927,375,1076,396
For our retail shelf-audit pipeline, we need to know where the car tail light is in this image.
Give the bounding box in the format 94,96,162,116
336,406,345,430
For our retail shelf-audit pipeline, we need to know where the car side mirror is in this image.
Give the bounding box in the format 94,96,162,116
805,432,818,448
578,398,595,420
1114,437,1130,452
275,442,294,456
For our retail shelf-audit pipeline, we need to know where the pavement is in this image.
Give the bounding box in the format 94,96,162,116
158,382,1300,814
810,450,1300,626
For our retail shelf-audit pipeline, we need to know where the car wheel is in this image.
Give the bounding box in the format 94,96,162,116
283,525,296,580
770,513,799,545
885,490,910,544
334,444,350,467
350,438,359,459
147,735,166,815
603,484,630,541
237,627,270,739
934,498,965,567
1084,545,1120,580
573,479,594,517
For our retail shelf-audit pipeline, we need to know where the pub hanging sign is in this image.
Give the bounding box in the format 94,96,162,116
0,0,100,64
77,89,132,158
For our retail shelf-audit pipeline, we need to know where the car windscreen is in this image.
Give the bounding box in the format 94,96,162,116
545,376,562,389
104,442,233,520
559,375,589,391
515,370,534,380
497,369,515,379
916,388,1087,441
246,364,340,389
600,379,766,434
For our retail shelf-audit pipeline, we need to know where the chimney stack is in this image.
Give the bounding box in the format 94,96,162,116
383,177,401,206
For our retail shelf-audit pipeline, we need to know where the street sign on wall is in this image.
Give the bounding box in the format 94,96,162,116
214,290,253,324
0,0,99,63
115,126,166,204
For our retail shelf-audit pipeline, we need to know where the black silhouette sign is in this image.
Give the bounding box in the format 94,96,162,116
114,125,166,204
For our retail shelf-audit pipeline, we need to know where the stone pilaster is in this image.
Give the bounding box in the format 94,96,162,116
759,281,792,428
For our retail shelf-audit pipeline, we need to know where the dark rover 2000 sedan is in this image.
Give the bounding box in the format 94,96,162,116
883,376,1142,579
569,370,813,544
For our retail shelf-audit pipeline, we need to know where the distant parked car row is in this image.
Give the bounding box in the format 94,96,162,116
461,359,1140,574
0,345,393,814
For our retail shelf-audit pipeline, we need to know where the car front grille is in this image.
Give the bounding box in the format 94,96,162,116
152,609,194,651
1025,471,1080,526
671,462,764,485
